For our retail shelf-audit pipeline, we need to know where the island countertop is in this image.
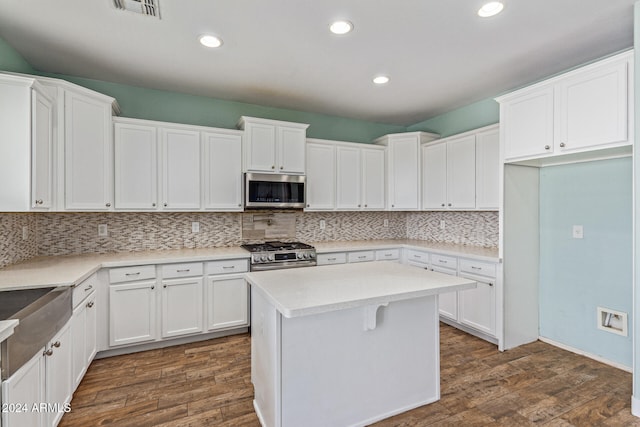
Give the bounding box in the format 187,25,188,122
245,261,476,318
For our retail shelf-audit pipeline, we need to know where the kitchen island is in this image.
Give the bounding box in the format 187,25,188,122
246,261,476,427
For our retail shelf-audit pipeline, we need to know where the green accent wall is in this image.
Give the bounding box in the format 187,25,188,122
0,37,34,74
407,98,499,138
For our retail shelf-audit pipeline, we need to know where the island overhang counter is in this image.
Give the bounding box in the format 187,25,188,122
246,261,476,427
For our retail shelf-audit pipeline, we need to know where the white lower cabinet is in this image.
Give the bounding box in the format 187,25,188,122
431,265,458,321
161,277,204,338
109,279,158,346
71,291,97,390
1,320,72,427
316,252,347,266
206,260,249,331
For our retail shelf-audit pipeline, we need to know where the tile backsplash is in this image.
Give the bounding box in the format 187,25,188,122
0,210,498,268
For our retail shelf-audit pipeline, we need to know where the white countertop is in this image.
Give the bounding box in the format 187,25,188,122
0,247,249,291
0,319,18,343
246,261,477,318
312,239,499,262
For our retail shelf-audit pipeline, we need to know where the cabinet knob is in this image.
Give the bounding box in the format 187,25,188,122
105,202,111,207
164,284,167,288
392,204,395,208
559,142,566,148
544,145,550,150
448,203,452,207
238,204,242,207
280,166,283,170
441,203,445,207
271,165,275,169
87,301,95,308
35,199,43,205
150,285,155,290
364,204,368,207
43,349,54,357
358,204,361,207
53,341,61,348
306,204,310,207
152,203,156,207
163,203,168,207
489,282,494,287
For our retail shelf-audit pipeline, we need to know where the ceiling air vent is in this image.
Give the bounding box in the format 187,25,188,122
113,0,160,18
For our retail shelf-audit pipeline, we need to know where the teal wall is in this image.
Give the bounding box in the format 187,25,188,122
0,37,34,74
539,158,633,367
406,98,499,138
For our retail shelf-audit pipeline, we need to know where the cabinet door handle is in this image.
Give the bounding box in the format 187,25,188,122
150,286,155,290
271,165,275,169
488,282,494,287
84,285,93,291
438,260,448,264
364,204,368,207
164,203,168,207
327,257,337,261
53,341,61,348
176,269,191,273
448,203,452,207
125,272,140,276
559,142,566,148
222,266,236,270
358,204,361,207
358,255,367,259
35,199,43,205
280,166,284,170
471,266,482,270
413,255,422,259
307,204,310,207
544,145,550,150
163,284,167,288
43,349,54,357
87,301,95,308
152,203,156,207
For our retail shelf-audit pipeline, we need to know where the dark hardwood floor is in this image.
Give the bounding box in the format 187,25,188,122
59,324,638,426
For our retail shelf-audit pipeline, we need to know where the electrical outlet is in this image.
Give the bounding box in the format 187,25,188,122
319,220,326,230
98,224,108,237
383,219,389,227
22,226,28,241
440,220,446,230
192,222,200,233
572,225,584,239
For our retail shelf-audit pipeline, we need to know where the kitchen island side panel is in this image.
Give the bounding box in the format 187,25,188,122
278,296,439,427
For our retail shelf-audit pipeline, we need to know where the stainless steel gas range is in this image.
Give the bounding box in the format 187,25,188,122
241,241,317,271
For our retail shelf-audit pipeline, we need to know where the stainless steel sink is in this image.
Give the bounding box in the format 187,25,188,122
1,286,72,379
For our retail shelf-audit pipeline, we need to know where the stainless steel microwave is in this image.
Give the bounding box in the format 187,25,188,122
244,173,306,209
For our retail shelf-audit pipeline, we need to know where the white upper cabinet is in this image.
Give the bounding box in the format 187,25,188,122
499,50,633,163
421,142,447,209
475,126,500,210
336,146,361,209
361,147,385,210
202,131,243,211
160,127,201,210
446,135,476,210
375,132,439,210
305,140,336,210
0,74,54,211
238,116,309,174
64,89,116,210
114,122,158,210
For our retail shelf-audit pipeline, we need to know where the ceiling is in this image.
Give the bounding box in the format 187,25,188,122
0,0,635,126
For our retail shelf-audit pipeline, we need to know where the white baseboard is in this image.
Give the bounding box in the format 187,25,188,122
632,395,640,417
538,336,631,372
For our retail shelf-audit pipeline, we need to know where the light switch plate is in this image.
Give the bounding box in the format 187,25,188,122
572,225,584,239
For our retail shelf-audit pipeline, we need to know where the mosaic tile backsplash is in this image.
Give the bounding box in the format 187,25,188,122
0,210,498,268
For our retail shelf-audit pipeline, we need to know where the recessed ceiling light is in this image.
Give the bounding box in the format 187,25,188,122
478,1,504,17
199,34,223,48
329,20,353,35
373,75,390,85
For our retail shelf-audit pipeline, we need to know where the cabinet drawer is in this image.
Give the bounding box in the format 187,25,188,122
348,251,375,263
207,259,249,275
376,249,400,261
317,252,347,265
406,249,429,265
459,259,496,278
162,262,203,279
73,274,98,307
431,254,457,269
109,265,156,284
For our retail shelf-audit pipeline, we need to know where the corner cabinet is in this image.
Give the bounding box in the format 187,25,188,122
498,50,634,164
375,131,439,210
0,74,54,211
421,124,499,211
238,116,309,174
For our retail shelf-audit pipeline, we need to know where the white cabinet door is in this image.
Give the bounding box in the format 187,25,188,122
109,280,157,346
336,146,361,209
459,276,496,336
389,136,420,210
278,126,306,173
202,131,243,211
207,276,248,330
161,277,204,338
64,90,113,210
1,350,45,427
475,127,500,210
556,59,629,152
114,122,158,210
422,142,447,209
45,321,72,427
84,293,97,369
305,142,335,210
71,301,87,390
446,135,476,209
502,86,555,161
361,148,385,210
160,128,201,210
245,122,277,172
31,88,53,209
432,265,458,321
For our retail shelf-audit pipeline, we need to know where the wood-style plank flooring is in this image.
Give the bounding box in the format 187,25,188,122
59,324,638,426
